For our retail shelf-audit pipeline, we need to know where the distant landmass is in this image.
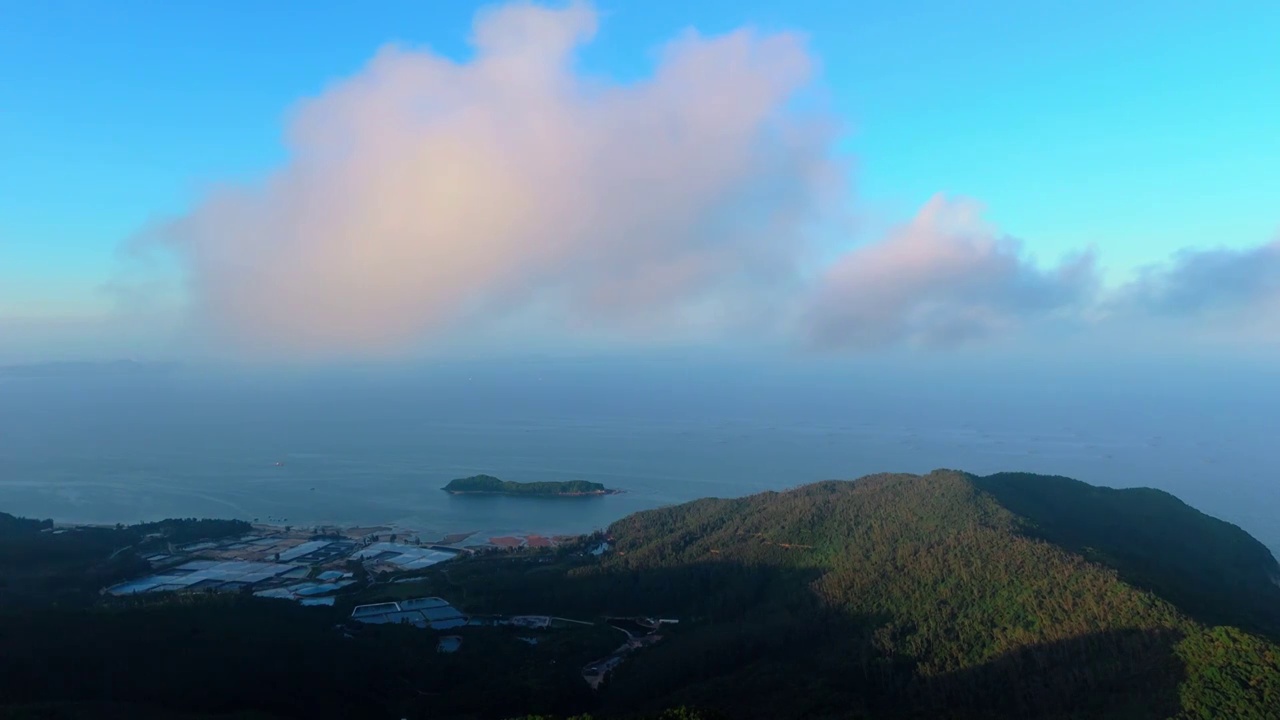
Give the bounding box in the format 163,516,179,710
443,474,621,496
0,360,180,378
3,469,1279,719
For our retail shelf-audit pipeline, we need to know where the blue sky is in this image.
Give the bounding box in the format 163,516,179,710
1,0,1278,359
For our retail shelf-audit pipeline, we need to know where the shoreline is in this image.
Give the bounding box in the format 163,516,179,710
247,522,589,548
443,489,624,497
52,519,599,552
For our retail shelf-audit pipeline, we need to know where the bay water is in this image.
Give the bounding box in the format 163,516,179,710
1,360,1275,554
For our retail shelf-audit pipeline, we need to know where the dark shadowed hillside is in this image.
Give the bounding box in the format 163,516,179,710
565,470,1280,718
973,472,1280,637
0,515,251,608
2,471,1278,719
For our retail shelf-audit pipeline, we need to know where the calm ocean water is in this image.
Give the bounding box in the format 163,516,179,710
1,362,1276,554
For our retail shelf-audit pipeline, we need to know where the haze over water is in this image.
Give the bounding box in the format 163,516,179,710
1,359,1276,555
4,2,1278,566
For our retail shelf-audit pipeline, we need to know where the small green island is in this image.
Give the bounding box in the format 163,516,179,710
442,474,621,496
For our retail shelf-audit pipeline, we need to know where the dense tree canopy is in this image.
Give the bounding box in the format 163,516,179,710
443,475,615,495
2,471,1278,719
0,514,250,608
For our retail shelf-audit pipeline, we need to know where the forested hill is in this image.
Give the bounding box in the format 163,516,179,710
566,470,1280,718
972,472,1280,637
3,471,1279,719
0,516,252,608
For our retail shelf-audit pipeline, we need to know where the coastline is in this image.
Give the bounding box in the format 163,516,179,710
235,520,594,552
50,519,594,552
244,521,588,549
48,515,588,548
444,489,624,497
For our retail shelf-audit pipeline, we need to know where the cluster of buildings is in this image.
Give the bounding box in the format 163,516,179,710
349,597,469,630
346,597,568,655
102,525,676,686
253,569,358,606
350,542,460,571
107,559,312,596
106,527,464,604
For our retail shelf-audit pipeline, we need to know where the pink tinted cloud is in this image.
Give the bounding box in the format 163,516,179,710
805,195,1098,350
147,1,841,359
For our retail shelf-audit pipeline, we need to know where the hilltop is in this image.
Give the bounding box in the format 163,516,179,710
434,469,1280,719
2,470,1278,719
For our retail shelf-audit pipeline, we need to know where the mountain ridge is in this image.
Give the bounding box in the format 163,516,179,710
2,469,1278,719
571,469,1280,717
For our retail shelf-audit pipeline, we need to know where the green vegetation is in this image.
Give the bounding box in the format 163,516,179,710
131,518,253,547
0,596,599,720
0,513,251,608
516,709,728,720
414,471,1280,718
3,470,1279,719
443,474,617,496
0,512,53,536
0,702,275,719
973,472,1280,637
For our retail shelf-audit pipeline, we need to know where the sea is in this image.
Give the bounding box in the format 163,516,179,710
1,358,1276,555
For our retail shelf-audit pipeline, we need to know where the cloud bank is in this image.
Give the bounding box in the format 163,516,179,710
1118,241,1280,317
804,201,1280,352
132,1,1278,360
805,196,1098,350
148,1,840,358
1096,238,1280,348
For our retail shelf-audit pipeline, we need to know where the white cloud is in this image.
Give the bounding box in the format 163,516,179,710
145,1,841,359
804,195,1097,350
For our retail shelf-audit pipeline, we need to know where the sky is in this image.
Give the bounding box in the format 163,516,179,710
1,0,1278,363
